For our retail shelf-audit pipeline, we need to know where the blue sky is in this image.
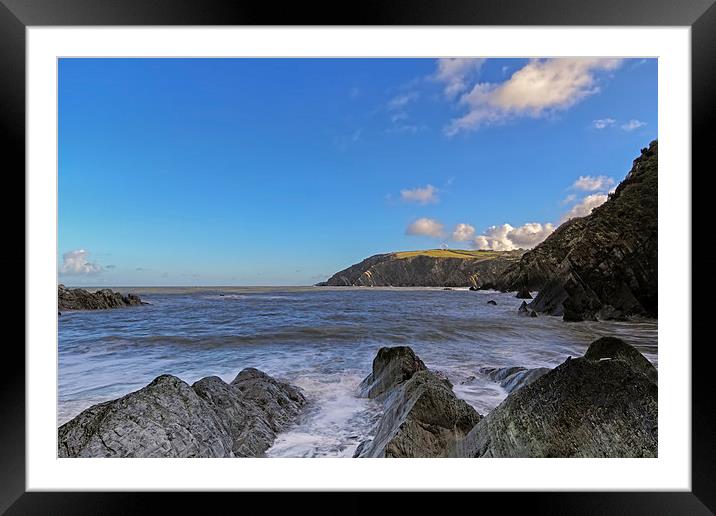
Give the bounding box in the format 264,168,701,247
58,58,657,286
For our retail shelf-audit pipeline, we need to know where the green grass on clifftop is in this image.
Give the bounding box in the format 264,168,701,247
392,249,502,260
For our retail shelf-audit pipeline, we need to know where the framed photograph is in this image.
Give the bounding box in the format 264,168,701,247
5,0,710,512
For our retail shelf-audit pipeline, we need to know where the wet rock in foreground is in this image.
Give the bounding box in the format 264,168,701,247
455,338,657,458
58,368,306,458
358,346,427,399
355,346,482,458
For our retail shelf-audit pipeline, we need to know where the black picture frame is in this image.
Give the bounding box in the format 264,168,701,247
3,0,709,513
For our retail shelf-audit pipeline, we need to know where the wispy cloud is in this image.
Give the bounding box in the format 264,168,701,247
571,175,615,192
434,58,486,99
445,58,622,135
621,119,646,131
60,249,102,275
406,217,444,238
388,91,419,111
592,118,616,129
401,185,439,204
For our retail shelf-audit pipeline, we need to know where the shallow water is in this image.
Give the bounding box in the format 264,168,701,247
58,286,657,457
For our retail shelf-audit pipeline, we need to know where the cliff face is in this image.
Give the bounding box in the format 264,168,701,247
497,140,658,321
320,250,524,288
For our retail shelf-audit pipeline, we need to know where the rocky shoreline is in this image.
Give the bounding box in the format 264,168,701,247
58,284,147,311
58,368,306,458
58,337,657,458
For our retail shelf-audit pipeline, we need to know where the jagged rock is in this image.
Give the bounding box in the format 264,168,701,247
518,301,529,316
355,347,482,458
455,338,657,458
515,287,533,299
320,250,524,288
469,286,479,291
487,300,497,305
479,366,550,394
358,346,427,399
58,369,306,458
58,284,146,311
529,310,537,318
494,141,658,321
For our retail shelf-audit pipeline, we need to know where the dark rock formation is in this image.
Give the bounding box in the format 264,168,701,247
58,368,306,458
355,346,481,458
487,300,497,305
358,346,427,399
455,338,657,458
584,336,658,383
515,287,533,299
321,250,524,288
495,141,658,321
517,301,529,316
479,365,551,394
58,284,146,311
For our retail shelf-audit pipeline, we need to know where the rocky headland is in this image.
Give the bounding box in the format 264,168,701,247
58,284,147,311
58,368,306,457
495,141,658,321
319,249,524,288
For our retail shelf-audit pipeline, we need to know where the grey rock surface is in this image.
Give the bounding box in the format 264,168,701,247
358,346,427,399
355,347,482,458
479,365,551,394
58,369,306,458
58,284,146,311
455,338,657,458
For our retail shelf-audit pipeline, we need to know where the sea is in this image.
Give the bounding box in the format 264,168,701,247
58,286,658,457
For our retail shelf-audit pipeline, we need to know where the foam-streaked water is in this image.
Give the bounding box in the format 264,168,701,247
58,286,657,457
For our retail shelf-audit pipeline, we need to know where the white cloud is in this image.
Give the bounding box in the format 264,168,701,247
572,175,615,191
560,193,609,222
446,58,622,135
388,91,419,110
592,118,616,129
451,223,475,241
621,119,646,131
60,249,103,275
508,223,556,248
406,218,444,238
401,184,439,204
472,222,555,251
434,58,486,99
561,193,577,205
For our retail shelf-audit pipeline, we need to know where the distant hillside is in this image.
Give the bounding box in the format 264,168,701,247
496,140,658,321
319,249,524,288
